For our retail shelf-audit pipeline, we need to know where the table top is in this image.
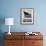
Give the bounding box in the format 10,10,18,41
4,32,43,40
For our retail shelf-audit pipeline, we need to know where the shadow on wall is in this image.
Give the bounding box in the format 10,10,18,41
0,16,5,32
0,16,5,46
0,33,4,46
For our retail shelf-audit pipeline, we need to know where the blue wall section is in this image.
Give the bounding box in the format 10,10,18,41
0,0,46,32
0,0,46,46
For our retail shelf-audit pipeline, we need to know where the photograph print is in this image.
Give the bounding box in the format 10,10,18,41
20,8,34,24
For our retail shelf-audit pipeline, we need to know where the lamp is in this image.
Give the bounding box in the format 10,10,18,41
5,18,14,35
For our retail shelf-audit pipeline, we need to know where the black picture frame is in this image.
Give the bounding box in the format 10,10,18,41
20,8,34,25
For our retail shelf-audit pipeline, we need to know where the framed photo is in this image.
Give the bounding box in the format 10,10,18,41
20,8,34,24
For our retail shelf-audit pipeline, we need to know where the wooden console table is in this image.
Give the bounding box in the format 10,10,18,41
4,32,43,46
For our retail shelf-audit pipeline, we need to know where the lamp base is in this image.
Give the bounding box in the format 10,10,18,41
8,32,11,35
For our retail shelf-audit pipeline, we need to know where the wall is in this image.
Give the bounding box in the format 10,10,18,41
0,0,46,46
0,0,46,32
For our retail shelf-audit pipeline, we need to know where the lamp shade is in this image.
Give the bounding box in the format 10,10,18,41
5,18,14,25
